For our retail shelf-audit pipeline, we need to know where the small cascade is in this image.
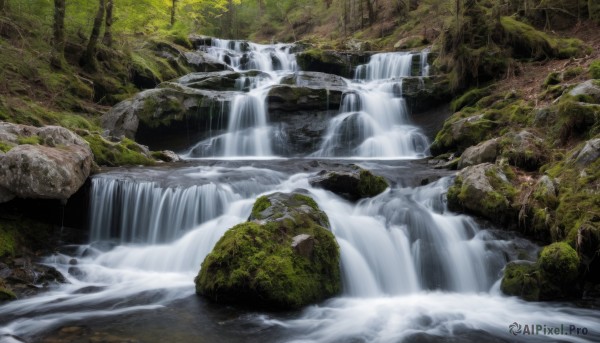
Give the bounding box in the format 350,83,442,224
185,39,297,158
420,48,430,77
354,52,413,81
88,177,239,244
313,51,430,158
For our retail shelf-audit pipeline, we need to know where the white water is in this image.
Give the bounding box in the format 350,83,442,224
1,164,598,342
184,39,297,158
312,53,430,158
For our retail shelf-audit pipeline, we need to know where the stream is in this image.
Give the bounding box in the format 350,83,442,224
0,39,599,343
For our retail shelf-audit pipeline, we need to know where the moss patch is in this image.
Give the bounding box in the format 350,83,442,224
590,60,600,80
251,195,272,220
83,133,155,167
357,170,388,198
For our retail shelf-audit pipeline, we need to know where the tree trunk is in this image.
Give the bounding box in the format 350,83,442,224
590,0,600,24
0,0,6,12
171,0,177,26
103,0,113,47
83,0,105,71
51,0,66,68
366,0,376,25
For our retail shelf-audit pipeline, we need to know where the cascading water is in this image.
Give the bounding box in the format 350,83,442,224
313,52,430,158
2,161,599,343
184,39,297,158
1,37,598,343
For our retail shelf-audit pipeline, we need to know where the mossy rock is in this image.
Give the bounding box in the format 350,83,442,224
499,131,549,171
447,163,517,225
309,167,389,201
196,192,341,310
556,100,600,144
539,242,579,285
501,261,541,301
430,114,497,156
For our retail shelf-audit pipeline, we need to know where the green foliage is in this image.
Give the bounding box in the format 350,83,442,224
251,195,272,220
83,133,155,167
451,87,493,111
563,66,583,81
0,141,15,153
543,72,562,88
590,60,600,79
17,135,41,145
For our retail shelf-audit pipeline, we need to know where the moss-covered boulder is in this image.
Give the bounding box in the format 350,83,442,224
500,131,549,171
430,114,497,156
447,163,517,225
501,243,581,301
501,261,541,301
539,242,579,285
195,192,341,310
555,99,600,144
309,167,389,201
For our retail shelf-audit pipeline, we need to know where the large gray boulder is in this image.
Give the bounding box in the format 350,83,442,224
101,84,235,149
280,71,348,89
458,138,499,169
0,123,92,202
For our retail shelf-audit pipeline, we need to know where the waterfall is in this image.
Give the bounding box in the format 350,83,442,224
313,52,430,158
88,178,239,244
184,39,297,158
1,165,598,342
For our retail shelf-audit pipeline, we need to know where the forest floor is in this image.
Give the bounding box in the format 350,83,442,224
496,21,600,108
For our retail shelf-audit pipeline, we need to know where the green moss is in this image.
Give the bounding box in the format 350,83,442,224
500,17,586,60
590,60,600,79
17,135,41,145
543,72,562,87
292,194,319,211
83,134,155,167
539,242,579,284
251,196,272,220
563,66,583,81
556,100,600,143
356,170,388,198
451,86,493,112
0,228,16,257
501,262,541,301
0,141,15,153
0,286,16,301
